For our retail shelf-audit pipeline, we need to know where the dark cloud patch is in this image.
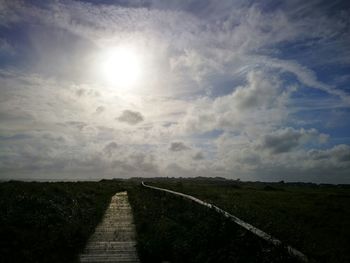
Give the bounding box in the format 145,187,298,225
42,133,66,143
75,88,100,97
76,88,85,97
162,121,177,127
169,142,190,152
193,151,204,160
309,144,350,163
95,106,105,114
103,142,118,157
259,128,325,154
65,121,87,130
334,147,350,162
117,110,144,125
261,133,301,154
0,111,35,123
0,133,32,141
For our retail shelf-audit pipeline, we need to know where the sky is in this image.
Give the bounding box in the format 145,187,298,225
0,0,349,183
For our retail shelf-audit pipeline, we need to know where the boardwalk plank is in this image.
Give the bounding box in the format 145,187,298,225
80,192,140,263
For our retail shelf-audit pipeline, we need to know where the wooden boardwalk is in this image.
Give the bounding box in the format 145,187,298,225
80,192,140,263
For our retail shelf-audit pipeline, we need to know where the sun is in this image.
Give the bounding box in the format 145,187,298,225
99,46,142,88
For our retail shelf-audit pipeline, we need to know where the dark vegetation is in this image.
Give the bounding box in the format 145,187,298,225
0,180,123,263
127,184,296,263
1,178,349,263
142,178,350,263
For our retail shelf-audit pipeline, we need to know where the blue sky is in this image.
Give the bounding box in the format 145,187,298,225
0,0,349,183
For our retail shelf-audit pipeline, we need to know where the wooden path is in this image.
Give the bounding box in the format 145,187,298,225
80,192,140,263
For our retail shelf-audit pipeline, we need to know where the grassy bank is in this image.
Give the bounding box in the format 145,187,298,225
145,179,350,263
0,180,123,263
128,184,296,263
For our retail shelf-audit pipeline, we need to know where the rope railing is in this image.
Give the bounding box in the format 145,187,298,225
142,181,308,262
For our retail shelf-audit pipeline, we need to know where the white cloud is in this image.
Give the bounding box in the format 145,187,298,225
181,70,292,135
212,128,349,183
259,57,350,104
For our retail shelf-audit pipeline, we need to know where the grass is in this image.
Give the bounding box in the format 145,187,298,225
127,183,297,263
0,180,123,263
144,178,350,263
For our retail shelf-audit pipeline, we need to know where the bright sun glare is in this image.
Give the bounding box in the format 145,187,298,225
99,46,142,88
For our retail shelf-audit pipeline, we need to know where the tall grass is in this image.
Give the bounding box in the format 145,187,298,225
128,184,296,263
147,179,350,263
0,180,123,263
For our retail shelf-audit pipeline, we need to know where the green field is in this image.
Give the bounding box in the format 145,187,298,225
0,178,349,262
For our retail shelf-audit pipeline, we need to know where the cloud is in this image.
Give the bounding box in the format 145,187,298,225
259,128,328,154
330,145,350,163
182,70,292,135
65,121,87,131
103,141,118,157
260,57,350,104
75,88,100,97
95,106,105,114
169,142,190,152
0,1,21,26
193,151,204,160
117,110,144,125
216,70,285,110
212,130,350,183
308,145,350,165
